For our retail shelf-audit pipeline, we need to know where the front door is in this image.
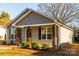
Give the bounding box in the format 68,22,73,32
27,27,32,43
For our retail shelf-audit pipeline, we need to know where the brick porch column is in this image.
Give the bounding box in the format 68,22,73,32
16,28,21,45
27,27,32,44
52,24,56,50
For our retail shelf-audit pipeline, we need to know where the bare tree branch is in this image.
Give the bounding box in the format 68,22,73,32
38,3,79,25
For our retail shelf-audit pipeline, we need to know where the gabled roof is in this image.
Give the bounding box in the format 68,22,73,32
5,8,74,31
5,8,56,28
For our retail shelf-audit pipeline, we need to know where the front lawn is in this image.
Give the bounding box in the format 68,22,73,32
0,48,38,56
0,45,56,56
0,45,39,56
0,44,79,56
0,45,52,56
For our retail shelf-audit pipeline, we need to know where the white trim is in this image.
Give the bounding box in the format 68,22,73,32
15,23,55,28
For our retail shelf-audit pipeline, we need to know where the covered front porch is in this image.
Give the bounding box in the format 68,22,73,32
15,23,59,48
10,10,60,49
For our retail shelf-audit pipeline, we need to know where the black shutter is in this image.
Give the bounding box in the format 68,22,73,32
38,27,41,40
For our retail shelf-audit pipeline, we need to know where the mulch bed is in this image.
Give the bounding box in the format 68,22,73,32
33,44,79,56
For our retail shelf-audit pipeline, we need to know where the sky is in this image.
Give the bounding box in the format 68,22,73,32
0,3,39,19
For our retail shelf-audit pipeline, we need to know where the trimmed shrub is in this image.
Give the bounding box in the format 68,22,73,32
21,41,25,47
21,41,26,48
32,41,40,50
21,41,30,49
25,43,30,49
42,44,49,51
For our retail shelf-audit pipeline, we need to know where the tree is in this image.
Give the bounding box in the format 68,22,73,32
1,11,10,18
38,3,79,25
0,11,10,26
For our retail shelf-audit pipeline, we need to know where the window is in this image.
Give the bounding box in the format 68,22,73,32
11,29,16,39
47,26,52,39
41,27,46,39
41,26,52,40
11,29,15,34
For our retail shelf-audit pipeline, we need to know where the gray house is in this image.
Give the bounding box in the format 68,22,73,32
5,8,74,48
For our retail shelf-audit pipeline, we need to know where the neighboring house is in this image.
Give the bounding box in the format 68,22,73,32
0,26,6,40
5,8,74,48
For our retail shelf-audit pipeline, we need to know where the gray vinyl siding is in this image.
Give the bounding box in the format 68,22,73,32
31,27,39,40
16,12,54,26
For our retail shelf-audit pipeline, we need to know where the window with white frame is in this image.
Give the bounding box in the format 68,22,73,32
47,26,52,39
11,29,16,39
41,27,46,39
41,26,52,40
